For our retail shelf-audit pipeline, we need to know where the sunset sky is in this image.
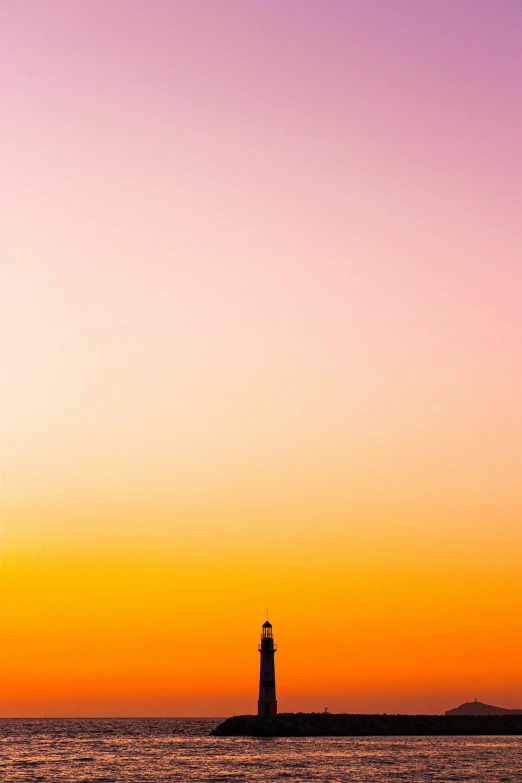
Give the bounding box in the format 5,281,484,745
1,0,522,717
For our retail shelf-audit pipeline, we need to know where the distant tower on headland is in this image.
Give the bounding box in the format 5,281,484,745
258,618,277,716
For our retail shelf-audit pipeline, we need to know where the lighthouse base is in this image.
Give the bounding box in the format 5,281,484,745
258,700,277,717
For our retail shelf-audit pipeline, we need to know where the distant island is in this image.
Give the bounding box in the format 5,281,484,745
213,709,522,737
446,700,522,716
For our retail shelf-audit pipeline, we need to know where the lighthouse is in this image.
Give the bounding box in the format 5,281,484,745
258,619,277,716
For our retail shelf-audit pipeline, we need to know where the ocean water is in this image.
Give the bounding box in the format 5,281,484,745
1,718,521,782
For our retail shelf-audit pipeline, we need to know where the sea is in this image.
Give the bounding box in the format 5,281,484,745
1,718,521,782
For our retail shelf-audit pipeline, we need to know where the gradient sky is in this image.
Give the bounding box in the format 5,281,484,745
1,0,522,717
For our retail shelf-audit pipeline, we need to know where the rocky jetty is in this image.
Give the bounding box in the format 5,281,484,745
212,712,522,737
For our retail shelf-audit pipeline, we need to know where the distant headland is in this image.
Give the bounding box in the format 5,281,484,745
445,700,522,716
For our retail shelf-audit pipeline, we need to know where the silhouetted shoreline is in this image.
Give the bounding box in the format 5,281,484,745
212,713,522,737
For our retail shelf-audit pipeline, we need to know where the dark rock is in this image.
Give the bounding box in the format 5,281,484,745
211,713,522,737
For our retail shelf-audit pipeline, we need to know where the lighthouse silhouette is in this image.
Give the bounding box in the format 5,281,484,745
258,618,277,716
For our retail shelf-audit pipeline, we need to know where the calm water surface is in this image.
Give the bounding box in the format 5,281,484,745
1,718,521,782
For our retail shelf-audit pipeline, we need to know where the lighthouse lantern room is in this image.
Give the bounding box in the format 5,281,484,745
258,619,277,716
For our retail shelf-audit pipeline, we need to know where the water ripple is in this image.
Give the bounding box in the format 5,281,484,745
0,719,521,782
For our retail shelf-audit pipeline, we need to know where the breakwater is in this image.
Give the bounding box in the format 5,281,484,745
212,713,522,736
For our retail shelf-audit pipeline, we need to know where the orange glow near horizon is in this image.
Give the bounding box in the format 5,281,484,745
2,515,522,716
2,1,522,716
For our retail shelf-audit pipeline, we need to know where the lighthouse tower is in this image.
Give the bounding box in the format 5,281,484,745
258,619,277,716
